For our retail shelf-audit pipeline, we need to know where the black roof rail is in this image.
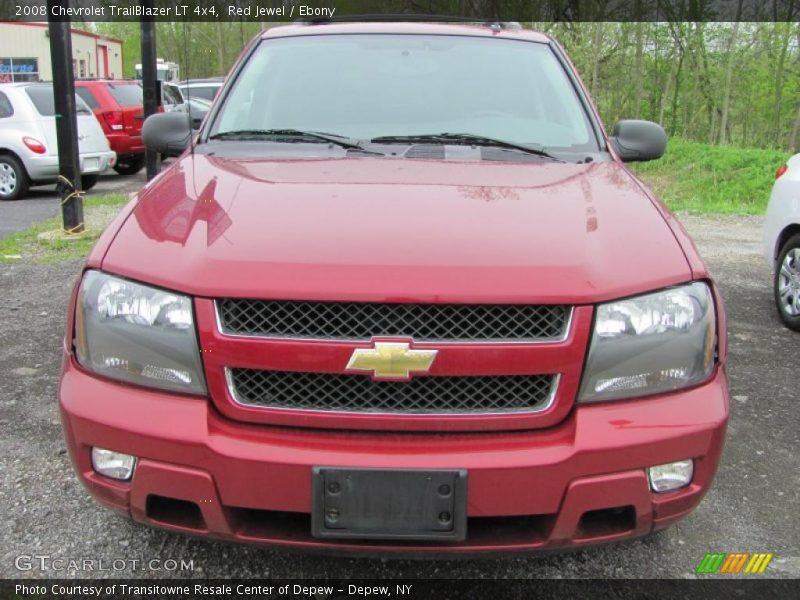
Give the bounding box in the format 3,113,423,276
299,14,522,30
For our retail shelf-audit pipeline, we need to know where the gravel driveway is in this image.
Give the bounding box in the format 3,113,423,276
0,213,797,580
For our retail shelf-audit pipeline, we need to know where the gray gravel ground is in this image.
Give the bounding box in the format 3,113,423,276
0,213,798,580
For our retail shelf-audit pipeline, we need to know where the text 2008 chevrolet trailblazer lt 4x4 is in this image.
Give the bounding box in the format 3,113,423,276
58,21,729,554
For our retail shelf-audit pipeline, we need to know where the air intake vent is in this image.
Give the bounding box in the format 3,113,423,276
404,144,446,159
228,369,558,414
480,147,546,161
217,300,571,342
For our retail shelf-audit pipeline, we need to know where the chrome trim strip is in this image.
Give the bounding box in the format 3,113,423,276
224,368,561,417
213,301,574,346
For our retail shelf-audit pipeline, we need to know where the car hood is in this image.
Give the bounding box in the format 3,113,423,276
102,154,692,304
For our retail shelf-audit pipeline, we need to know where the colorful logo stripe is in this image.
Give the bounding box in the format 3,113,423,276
697,553,774,574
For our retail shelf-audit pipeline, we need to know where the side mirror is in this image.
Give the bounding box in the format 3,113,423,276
142,112,192,157
609,120,667,162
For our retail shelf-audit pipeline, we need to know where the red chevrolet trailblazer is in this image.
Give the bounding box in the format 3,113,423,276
59,21,729,554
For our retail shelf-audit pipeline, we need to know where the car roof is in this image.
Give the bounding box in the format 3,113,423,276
261,21,550,43
74,79,139,85
0,82,49,88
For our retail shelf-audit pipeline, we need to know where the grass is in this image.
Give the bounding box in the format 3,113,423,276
0,193,130,264
631,138,792,214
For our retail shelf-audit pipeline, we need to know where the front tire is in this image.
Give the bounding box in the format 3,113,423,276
113,155,145,176
774,233,800,331
0,154,29,201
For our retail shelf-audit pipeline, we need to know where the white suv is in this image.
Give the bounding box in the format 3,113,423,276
0,82,116,200
763,153,800,330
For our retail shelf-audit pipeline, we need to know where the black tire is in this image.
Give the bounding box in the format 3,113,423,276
81,174,98,192
113,155,145,176
774,233,800,331
0,154,29,201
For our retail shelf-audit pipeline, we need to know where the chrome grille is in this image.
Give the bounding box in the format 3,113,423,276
227,369,558,414
217,300,570,342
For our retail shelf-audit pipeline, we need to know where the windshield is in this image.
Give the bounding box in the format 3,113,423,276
210,34,598,155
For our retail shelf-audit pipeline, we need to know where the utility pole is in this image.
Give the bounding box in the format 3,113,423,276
47,0,83,233
140,0,159,180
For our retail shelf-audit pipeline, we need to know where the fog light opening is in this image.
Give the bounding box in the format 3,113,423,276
91,447,136,481
146,495,206,531
648,459,694,493
576,505,636,539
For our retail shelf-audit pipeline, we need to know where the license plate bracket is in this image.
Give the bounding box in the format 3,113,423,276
312,467,467,541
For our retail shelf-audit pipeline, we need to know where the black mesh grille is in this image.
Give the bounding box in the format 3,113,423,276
217,300,570,342
228,369,556,414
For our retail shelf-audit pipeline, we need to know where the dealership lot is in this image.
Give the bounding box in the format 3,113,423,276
0,171,146,238
0,213,797,579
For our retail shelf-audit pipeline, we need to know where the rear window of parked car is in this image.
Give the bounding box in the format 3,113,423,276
183,85,219,101
105,83,143,107
0,91,12,118
76,87,100,110
24,85,91,116
162,84,184,105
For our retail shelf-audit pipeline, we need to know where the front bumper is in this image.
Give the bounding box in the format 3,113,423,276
26,151,117,182
59,356,729,555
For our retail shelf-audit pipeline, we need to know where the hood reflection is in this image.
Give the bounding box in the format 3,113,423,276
134,164,232,248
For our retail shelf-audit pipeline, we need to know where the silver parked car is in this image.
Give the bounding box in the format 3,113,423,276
177,78,223,102
161,82,185,113
763,154,800,330
0,82,116,200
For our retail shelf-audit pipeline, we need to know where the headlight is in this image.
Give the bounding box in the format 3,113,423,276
579,282,716,402
74,270,206,394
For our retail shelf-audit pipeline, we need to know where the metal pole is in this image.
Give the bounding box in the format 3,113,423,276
140,0,159,180
47,0,83,233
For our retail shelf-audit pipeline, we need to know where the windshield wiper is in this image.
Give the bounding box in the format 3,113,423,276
209,128,378,153
369,133,564,161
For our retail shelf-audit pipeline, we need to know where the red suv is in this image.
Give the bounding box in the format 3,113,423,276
75,80,146,175
59,22,729,555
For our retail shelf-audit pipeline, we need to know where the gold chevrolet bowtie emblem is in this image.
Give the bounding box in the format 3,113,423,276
346,342,438,380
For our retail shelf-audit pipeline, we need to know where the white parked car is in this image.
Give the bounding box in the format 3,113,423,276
0,82,116,201
763,153,800,330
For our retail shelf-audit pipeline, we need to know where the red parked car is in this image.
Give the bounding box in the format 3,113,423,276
74,79,146,175
59,22,729,555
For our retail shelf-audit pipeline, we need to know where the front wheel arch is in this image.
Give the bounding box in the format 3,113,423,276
774,232,800,331
774,224,800,265
0,148,31,181
0,150,31,200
